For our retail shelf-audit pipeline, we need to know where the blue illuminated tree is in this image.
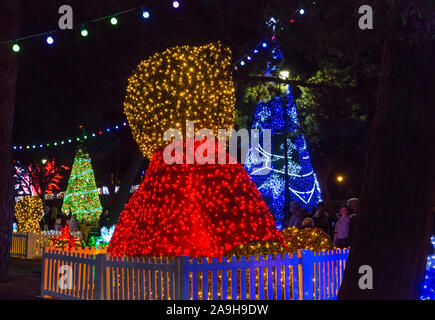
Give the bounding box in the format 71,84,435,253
420,236,435,300
245,87,322,228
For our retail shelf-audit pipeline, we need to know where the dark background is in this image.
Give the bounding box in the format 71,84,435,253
10,0,364,207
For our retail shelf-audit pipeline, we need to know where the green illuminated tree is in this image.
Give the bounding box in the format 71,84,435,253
62,148,102,221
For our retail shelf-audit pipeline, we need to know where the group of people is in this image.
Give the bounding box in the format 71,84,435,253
39,206,80,232
38,206,91,242
281,198,359,249
36,206,114,243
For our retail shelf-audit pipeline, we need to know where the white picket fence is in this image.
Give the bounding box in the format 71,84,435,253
40,247,349,300
11,231,82,259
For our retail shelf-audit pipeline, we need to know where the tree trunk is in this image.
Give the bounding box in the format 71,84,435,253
0,1,20,281
338,33,435,299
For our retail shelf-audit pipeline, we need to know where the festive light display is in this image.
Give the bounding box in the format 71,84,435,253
245,49,322,227
15,196,43,234
109,139,284,257
61,148,102,221
225,227,334,258
225,240,286,259
52,225,82,250
124,42,236,158
421,236,435,300
281,227,334,253
110,43,285,257
86,225,115,249
14,159,69,196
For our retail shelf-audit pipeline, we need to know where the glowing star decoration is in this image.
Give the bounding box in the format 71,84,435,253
124,42,236,159
109,139,284,258
61,148,102,221
15,196,43,234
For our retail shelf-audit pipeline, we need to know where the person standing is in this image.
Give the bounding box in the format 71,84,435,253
67,214,81,232
287,201,306,229
334,206,351,248
54,217,63,232
311,202,333,237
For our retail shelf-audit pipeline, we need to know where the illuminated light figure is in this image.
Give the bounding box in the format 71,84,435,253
15,196,43,234
61,148,102,221
124,42,235,159
245,87,322,228
109,43,284,257
108,139,284,257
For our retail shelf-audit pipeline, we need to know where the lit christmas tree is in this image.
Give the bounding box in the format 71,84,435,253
421,236,435,300
244,45,322,228
61,148,102,221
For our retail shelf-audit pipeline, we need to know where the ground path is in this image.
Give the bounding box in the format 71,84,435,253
0,258,42,300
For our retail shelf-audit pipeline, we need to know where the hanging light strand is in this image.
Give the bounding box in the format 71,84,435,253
13,122,128,152
0,1,162,48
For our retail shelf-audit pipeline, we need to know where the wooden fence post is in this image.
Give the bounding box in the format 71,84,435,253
25,233,30,259
93,253,106,300
301,250,314,300
26,233,35,259
174,256,190,300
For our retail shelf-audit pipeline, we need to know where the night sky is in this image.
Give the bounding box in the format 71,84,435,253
12,0,272,183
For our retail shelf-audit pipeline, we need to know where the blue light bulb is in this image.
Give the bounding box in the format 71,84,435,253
142,10,150,19
46,36,54,45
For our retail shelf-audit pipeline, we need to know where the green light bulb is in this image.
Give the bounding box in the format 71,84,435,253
110,17,118,25
12,43,20,53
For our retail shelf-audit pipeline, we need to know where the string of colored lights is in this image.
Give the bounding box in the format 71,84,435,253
13,122,128,151
2,1,183,52
233,2,312,69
